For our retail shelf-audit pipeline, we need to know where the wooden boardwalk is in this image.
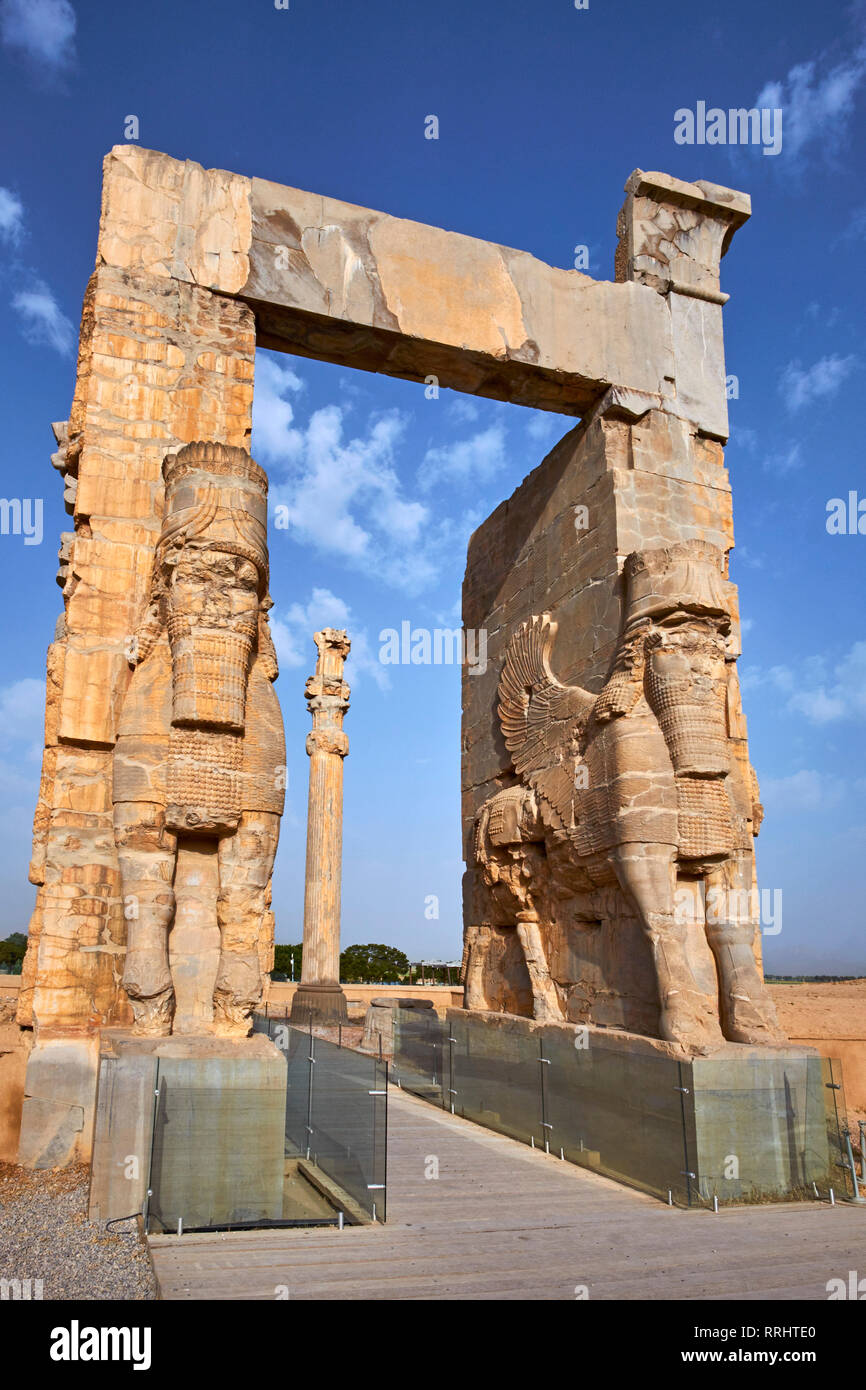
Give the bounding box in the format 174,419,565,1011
149,1087,866,1300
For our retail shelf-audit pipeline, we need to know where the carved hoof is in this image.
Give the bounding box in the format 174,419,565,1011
129,995,174,1037
211,1004,252,1039
123,954,173,1001
212,987,254,1038
131,1018,173,1038
532,998,563,1023
723,994,787,1046
724,1023,787,1046
659,991,725,1052
211,1019,252,1039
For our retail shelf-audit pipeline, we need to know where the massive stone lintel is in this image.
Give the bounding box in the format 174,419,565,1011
94,146,748,433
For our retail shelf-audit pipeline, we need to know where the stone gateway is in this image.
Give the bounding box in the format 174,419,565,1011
4,149,785,1168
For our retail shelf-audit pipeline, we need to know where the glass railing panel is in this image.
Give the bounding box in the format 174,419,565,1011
392,1007,448,1105
145,1056,287,1233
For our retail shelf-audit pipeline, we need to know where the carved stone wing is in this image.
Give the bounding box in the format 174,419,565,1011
498,614,595,833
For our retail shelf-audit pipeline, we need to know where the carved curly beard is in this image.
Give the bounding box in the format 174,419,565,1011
167,613,256,732
645,628,729,776
645,668,728,775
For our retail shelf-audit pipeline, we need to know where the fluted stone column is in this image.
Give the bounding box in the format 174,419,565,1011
291,630,350,1025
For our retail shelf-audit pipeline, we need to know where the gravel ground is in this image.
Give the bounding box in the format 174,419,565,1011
0,1162,157,1300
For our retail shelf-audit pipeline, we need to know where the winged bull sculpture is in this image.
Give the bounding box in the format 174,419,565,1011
464,539,784,1052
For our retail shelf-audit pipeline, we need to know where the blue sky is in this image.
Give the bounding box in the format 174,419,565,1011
0,0,864,973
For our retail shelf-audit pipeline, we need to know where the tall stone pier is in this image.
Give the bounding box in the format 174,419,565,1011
291,630,351,1025
461,174,782,1052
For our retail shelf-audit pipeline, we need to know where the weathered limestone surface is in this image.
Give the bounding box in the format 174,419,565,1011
16,1034,100,1168
17,159,262,1161
0,1019,30,1163
20,150,746,1043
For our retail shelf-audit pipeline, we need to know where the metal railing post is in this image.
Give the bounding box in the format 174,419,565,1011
143,1058,161,1234
539,1035,552,1153
447,1030,457,1115
843,1128,866,1204
675,1060,695,1207
305,1029,315,1161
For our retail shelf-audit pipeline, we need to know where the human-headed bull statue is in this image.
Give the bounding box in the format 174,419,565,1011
464,539,783,1052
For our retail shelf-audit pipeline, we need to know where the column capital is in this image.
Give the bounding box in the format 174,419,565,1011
304,629,351,752
306,728,349,758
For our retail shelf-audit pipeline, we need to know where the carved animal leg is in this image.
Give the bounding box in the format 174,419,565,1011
114,802,177,1036
463,923,492,1011
213,810,280,1036
515,912,562,1022
612,844,724,1051
704,858,786,1044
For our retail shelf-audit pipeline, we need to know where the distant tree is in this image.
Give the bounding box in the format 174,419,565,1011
340,943,410,983
272,944,302,979
0,933,27,974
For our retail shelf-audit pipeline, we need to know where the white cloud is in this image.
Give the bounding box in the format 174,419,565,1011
0,187,24,243
779,354,858,412
731,545,764,571
446,396,480,424
730,426,758,455
254,351,515,594
841,204,866,241
525,410,566,445
418,422,507,492
282,404,426,567
257,355,445,592
12,280,74,355
761,441,803,476
1,0,76,67
760,769,845,813
756,31,866,167
742,642,866,725
270,587,389,691
252,354,304,462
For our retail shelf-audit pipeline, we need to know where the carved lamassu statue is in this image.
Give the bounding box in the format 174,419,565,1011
113,442,285,1036
465,539,784,1052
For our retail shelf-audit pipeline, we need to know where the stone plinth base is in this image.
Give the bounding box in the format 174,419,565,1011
17,1034,101,1169
0,1022,32,1163
290,983,348,1026
89,1031,287,1229
408,1009,839,1206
